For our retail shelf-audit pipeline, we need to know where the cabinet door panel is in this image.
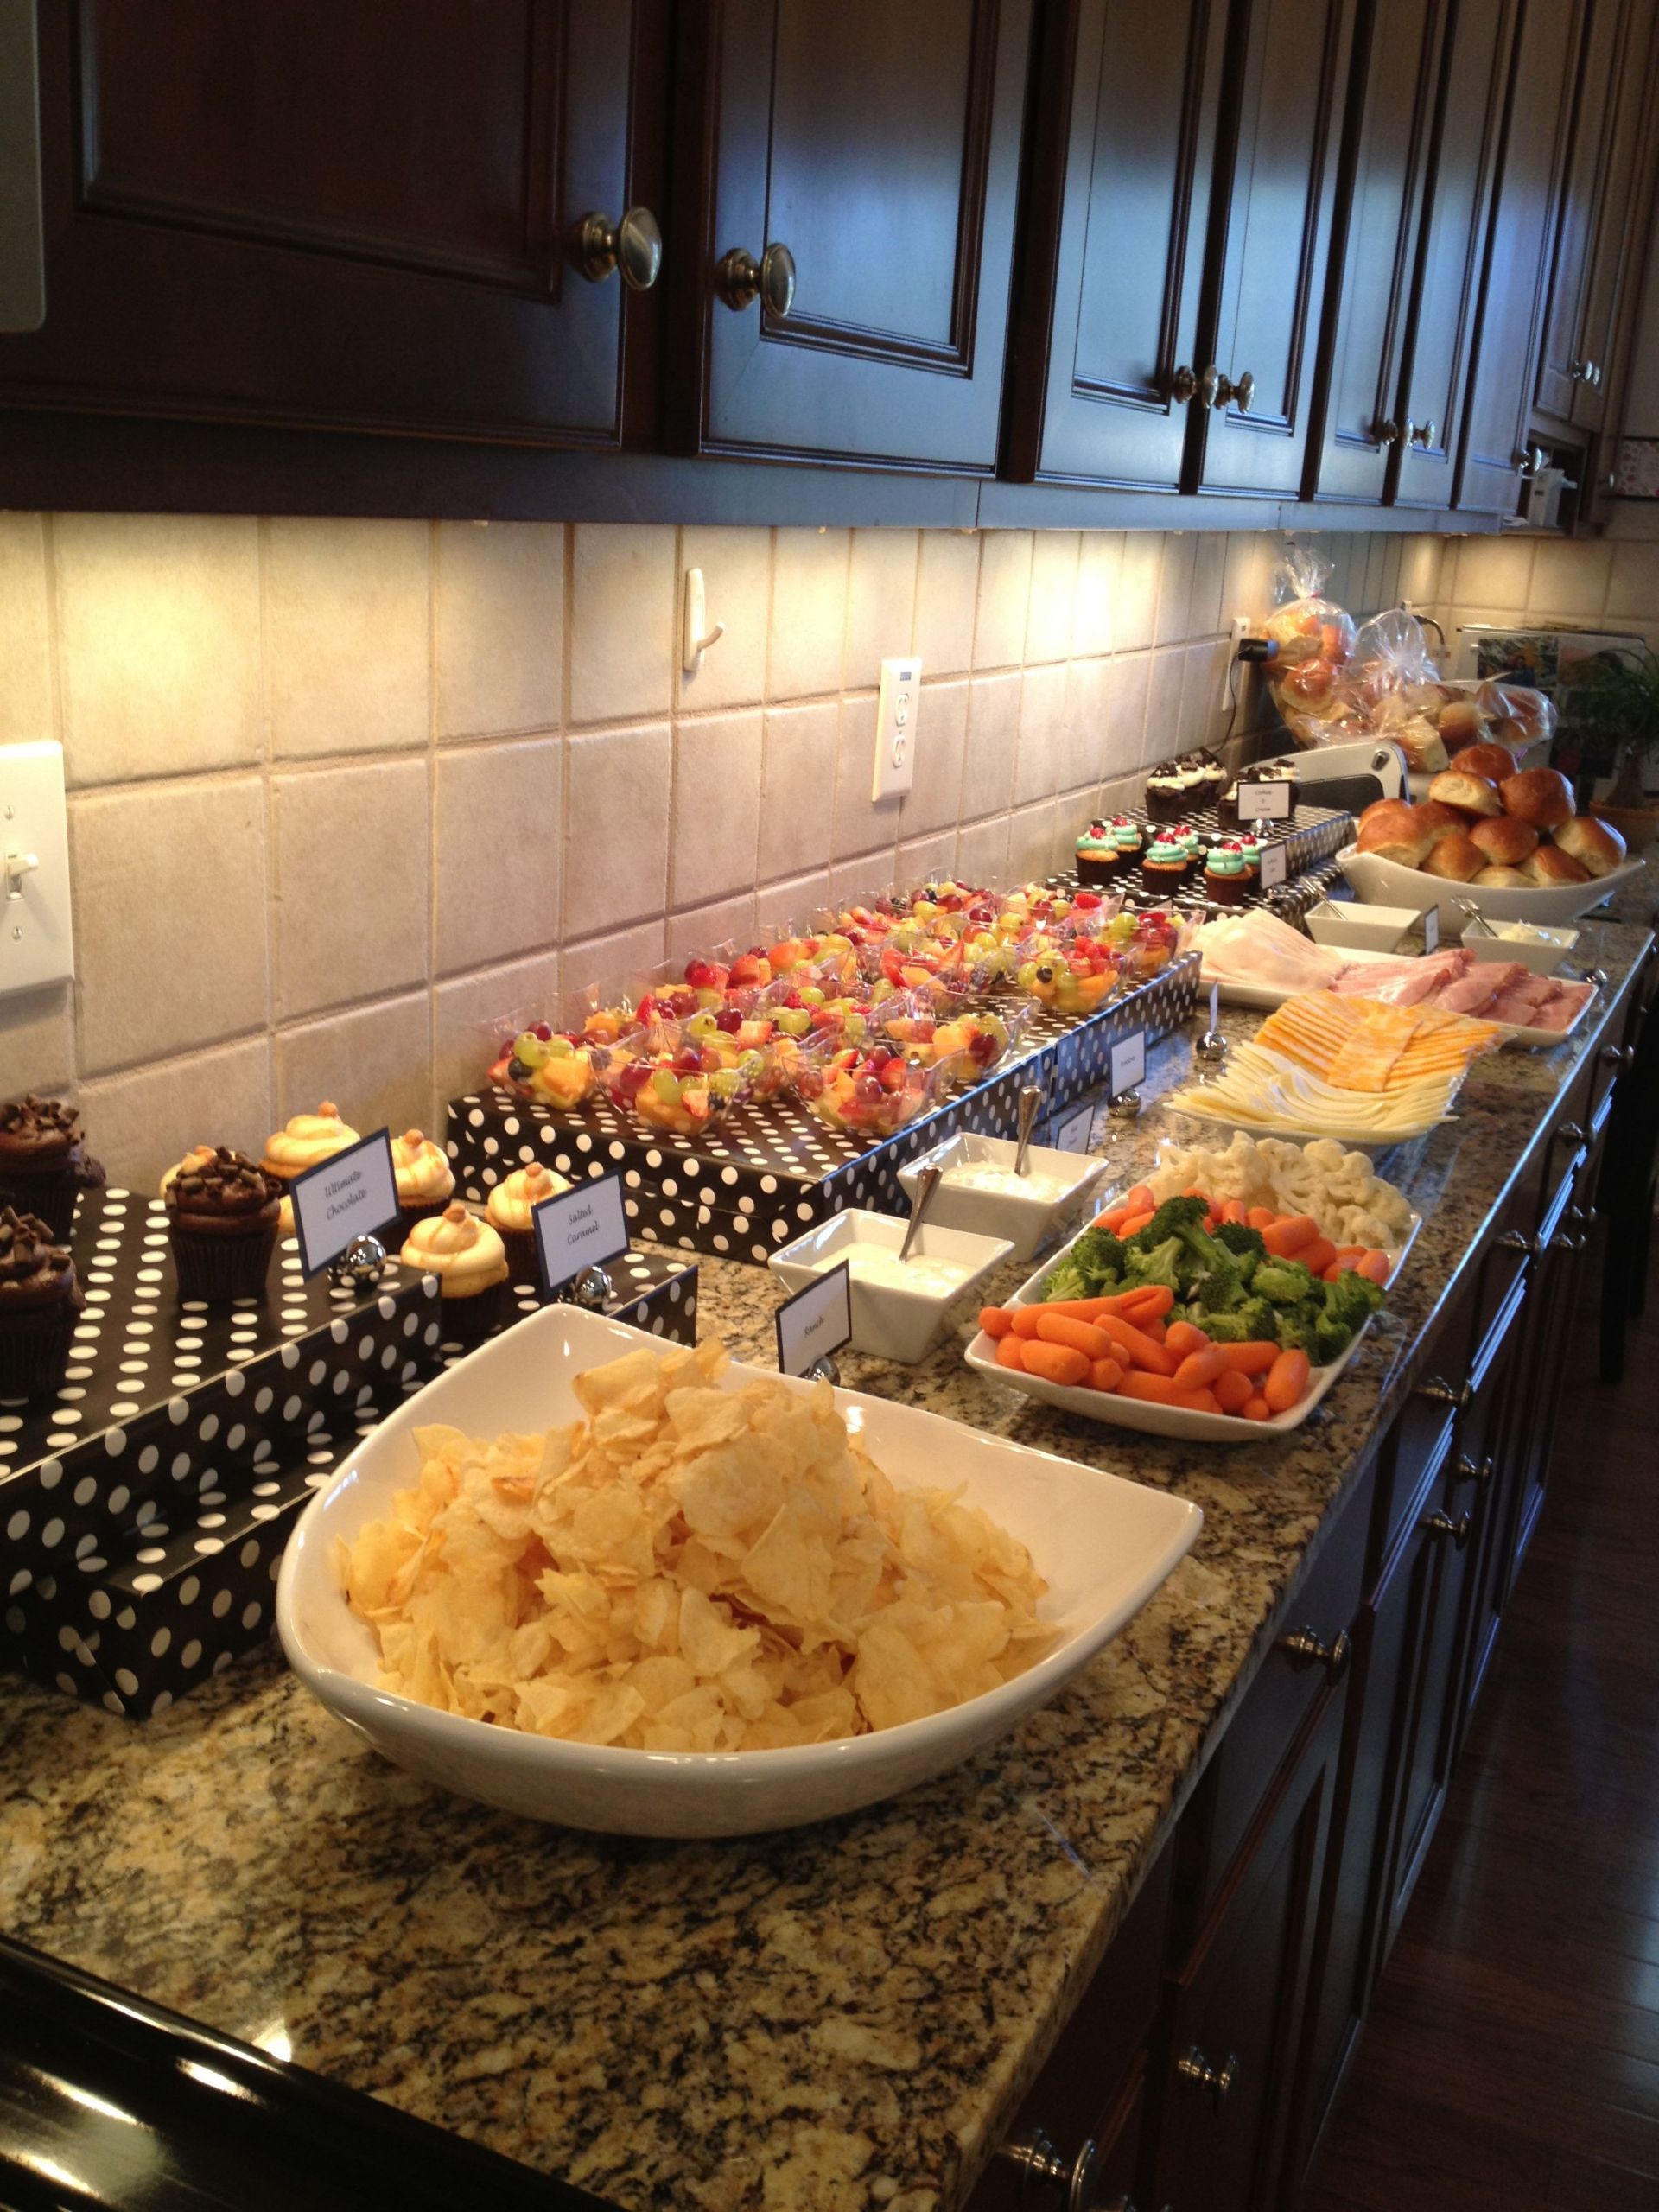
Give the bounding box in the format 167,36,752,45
1308,0,1443,505
1393,0,1516,507
0,1,646,443
1569,0,1658,431
1197,0,1356,498
1535,0,1624,424
693,0,1033,470
1456,0,1581,512
1012,0,1227,489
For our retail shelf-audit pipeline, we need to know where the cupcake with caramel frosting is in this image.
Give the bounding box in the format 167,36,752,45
163,1146,282,1303
0,1205,84,1398
400,1202,509,1344
261,1102,359,1231
485,1162,571,1286
391,1128,455,1235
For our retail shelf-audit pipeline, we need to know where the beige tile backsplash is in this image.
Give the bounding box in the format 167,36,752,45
0,512,1448,1187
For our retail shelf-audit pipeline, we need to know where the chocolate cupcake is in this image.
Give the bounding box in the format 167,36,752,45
0,1206,83,1399
0,1096,103,1241
163,1147,283,1303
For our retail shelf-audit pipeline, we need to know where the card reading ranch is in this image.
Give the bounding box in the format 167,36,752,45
290,1128,400,1278
533,1170,630,1298
775,1263,852,1377
1109,1028,1147,1098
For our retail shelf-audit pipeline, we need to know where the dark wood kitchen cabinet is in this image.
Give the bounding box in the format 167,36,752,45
0,2,665,447
669,0,1033,473
1532,0,1659,436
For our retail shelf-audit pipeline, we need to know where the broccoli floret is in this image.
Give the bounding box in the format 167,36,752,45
1173,1219,1251,1311
1313,1312,1354,1365
1198,1308,1252,1344
1324,1268,1386,1333
1188,1294,1278,1344
1273,1303,1325,1357
1122,1235,1185,1295
1041,1225,1126,1303
1255,1257,1319,1306
1212,1221,1267,1282
1128,1195,1210,1251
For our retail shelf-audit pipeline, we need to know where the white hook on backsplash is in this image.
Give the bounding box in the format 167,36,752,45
682,566,725,677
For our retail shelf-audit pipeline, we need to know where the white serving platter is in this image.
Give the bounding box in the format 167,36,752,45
1204,947,1596,1049
896,1131,1109,1262
767,1207,1014,1363
277,1303,1201,1837
1164,1046,1458,1147
1338,840,1643,932
965,1190,1420,1443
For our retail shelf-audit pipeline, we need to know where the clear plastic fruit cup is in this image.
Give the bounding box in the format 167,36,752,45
798,1046,948,1142
602,1027,763,1139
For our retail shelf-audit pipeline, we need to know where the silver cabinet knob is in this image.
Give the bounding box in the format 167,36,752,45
1377,419,1405,444
1417,1376,1473,1411
715,241,797,317
1199,365,1255,411
575,207,663,290
1277,1624,1351,1681
1455,1452,1494,1489
1410,419,1438,448
1178,2045,1239,2106
1601,1044,1634,1066
995,2129,1099,2212
1423,1509,1472,1549
1171,365,1199,404
1497,1228,1537,1255
1556,1121,1587,1145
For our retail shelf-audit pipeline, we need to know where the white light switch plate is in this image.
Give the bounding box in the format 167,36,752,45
872,656,920,800
0,740,73,995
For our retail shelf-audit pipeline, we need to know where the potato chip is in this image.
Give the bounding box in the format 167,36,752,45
341,1339,1053,1751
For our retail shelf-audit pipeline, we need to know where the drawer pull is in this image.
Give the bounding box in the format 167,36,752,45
1417,1376,1472,1411
1497,1229,1535,1255
1556,1122,1586,1146
1601,1045,1634,1066
1422,1510,1472,1549
995,2129,1099,2212
1177,2045,1238,2106
1277,1624,1351,1681
1454,1453,1494,1489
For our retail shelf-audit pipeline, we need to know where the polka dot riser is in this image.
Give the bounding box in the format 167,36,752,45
446,957,1203,1267
0,1189,443,1595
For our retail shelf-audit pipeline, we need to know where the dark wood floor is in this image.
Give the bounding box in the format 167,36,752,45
1304,1236,1659,2211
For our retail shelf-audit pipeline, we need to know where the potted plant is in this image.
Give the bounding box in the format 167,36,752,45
1554,644,1659,839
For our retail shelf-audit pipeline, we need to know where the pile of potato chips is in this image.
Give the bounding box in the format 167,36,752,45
337,1338,1054,1751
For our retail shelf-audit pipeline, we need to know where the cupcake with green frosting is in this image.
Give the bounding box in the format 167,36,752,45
1141,834,1191,895
1074,819,1118,886
1204,841,1251,906
1109,817,1143,868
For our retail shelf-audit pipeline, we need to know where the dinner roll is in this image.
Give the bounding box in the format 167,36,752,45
1522,842,1590,887
1414,798,1471,847
1472,865,1532,889
1356,800,1433,868
1448,742,1521,785
1427,769,1503,817
1553,813,1626,878
1280,656,1337,702
1437,698,1484,747
1499,766,1574,829
1422,833,1485,882
1469,815,1539,868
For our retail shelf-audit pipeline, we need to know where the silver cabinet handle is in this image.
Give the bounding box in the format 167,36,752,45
715,241,797,317
1199,365,1255,411
1556,1121,1587,1146
1376,419,1405,444
1455,1452,1494,1489
1171,365,1200,404
1417,1376,1473,1411
1423,1509,1472,1549
1601,1044,1634,1066
1497,1228,1535,1255
995,2129,1098,2212
575,207,664,290
1410,419,1438,448
1178,2045,1239,2106
1277,1624,1351,1681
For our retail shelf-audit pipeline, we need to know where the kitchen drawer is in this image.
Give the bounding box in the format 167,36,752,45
967,1841,1172,2211
1174,1459,1373,1936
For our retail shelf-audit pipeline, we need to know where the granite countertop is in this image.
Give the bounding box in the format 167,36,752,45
2,900,1654,2212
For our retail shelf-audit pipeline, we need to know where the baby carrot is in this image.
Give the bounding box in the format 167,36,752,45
1333,1245,1367,1267
995,1335,1027,1370
1088,1356,1124,1393
1322,1263,1343,1283
1140,1317,1167,1345
979,1305,1013,1338
1111,1284,1174,1320
1222,1198,1249,1225
1264,1347,1312,1412
1218,1341,1279,1373
1262,1214,1320,1257
1095,1207,1131,1233
1357,1249,1391,1284
1247,1206,1277,1230
1300,1236,1338,1279
1118,1211,1154,1240
1172,1345,1228,1392
1122,1184,1154,1213
1117,1371,1224,1412
1213,1368,1254,1414
1020,1339,1090,1388
1010,1305,1046,1339
1035,1311,1112,1361
1164,1319,1210,1358
1097,1313,1180,1376
1241,1393,1273,1421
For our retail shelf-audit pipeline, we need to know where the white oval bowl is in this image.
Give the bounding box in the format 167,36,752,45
1339,842,1643,933
276,1305,1202,1837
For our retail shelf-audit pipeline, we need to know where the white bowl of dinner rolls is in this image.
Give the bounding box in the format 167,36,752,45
1340,751,1642,928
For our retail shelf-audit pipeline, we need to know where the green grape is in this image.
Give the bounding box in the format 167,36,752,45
652,1069,682,1104
514,1030,550,1070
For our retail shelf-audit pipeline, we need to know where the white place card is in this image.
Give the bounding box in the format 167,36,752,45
1052,1100,1096,1154
1258,841,1288,890
533,1170,630,1298
290,1128,400,1279
1421,903,1440,954
1109,1028,1147,1097
1236,779,1294,821
776,1263,852,1376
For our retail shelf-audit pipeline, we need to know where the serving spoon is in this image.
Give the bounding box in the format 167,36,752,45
899,1164,942,1262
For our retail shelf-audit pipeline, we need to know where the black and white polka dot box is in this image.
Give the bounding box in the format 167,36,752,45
442,1244,700,1373
446,956,1202,1266
0,1187,443,1610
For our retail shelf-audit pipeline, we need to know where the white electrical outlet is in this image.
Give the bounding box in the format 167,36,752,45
1221,614,1250,714
872,656,920,800
0,740,73,995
